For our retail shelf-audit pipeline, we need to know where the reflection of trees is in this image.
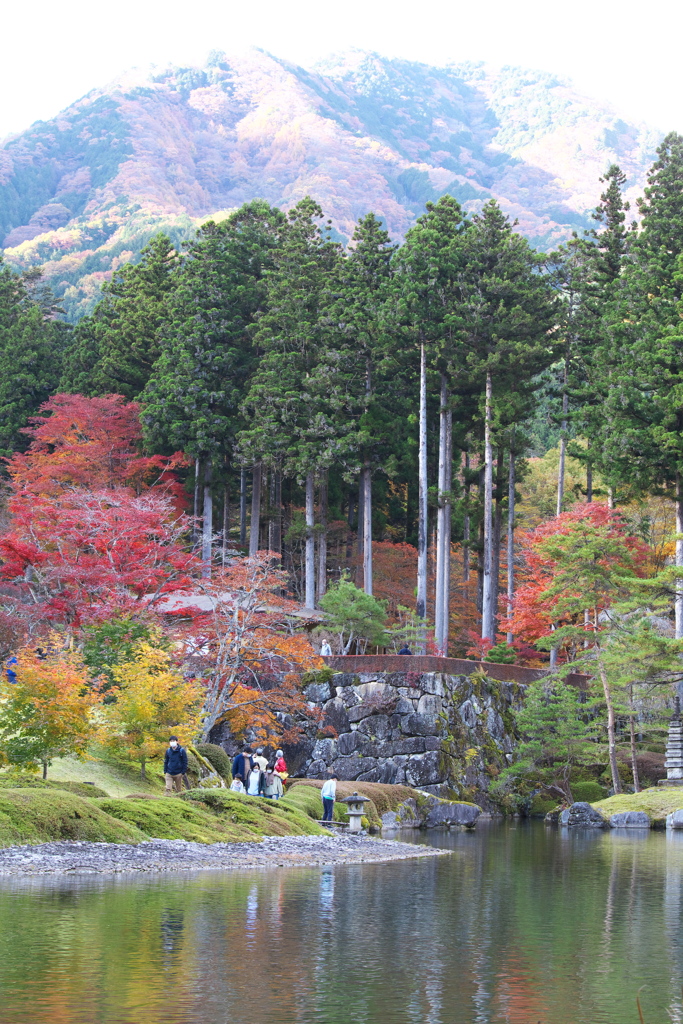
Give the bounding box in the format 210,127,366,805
1,830,683,1023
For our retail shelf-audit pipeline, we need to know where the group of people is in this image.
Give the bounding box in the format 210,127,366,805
230,745,289,799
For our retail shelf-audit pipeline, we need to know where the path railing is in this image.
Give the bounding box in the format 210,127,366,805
321,655,590,689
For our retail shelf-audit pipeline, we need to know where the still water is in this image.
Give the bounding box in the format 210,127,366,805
0,822,681,1024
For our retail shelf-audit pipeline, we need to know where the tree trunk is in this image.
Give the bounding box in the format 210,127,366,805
506,445,516,646
222,479,229,566
629,709,641,793
481,369,494,641
317,471,328,599
607,487,615,510
362,465,372,595
42,760,48,780
557,382,568,516
305,471,316,609
435,374,448,653
202,457,213,575
249,464,262,557
346,488,355,566
193,457,200,546
599,659,623,794
676,472,683,640
140,756,146,782
443,400,452,655
586,463,593,503
268,469,281,555
239,469,247,548
491,447,504,628
416,342,428,649
463,450,470,603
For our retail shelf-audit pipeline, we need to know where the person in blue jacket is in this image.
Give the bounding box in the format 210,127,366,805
231,746,254,788
164,736,188,795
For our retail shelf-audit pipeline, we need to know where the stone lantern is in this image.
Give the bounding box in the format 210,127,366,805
660,695,683,786
341,792,371,832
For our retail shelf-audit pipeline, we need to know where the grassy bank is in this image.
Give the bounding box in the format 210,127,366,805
592,787,683,825
283,779,454,829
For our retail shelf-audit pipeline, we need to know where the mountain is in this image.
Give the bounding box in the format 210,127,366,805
0,49,661,321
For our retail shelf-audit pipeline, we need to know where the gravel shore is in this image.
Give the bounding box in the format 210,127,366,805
0,833,448,876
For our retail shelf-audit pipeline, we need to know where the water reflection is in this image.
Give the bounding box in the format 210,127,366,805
0,825,681,1023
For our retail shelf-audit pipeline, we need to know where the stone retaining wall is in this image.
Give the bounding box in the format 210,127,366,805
300,668,523,808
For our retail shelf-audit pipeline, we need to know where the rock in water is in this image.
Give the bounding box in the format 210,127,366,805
423,802,480,828
666,809,683,829
560,802,611,828
610,811,651,828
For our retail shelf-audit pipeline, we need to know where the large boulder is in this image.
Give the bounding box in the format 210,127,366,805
303,680,332,703
666,809,683,829
331,755,378,780
322,698,350,735
423,801,481,828
400,712,439,736
560,802,611,828
404,751,443,789
337,731,374,757
610,811,651,828
357,714,392,740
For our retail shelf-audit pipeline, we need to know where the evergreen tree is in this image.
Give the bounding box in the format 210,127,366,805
0,259,67,457
321,212,398,597
143,202,285,565
240,197,341,607
60,235,179,399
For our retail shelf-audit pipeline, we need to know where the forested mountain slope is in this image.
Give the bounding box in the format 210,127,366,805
0,49,659,320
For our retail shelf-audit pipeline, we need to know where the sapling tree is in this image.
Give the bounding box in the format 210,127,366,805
0,644,102,778
317,576,388,655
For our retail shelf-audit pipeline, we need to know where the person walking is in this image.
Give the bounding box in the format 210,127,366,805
164,736,188,796
253,747,268,771
232,746,254,789
246,760,266,796
320,640,332,657
320,773,338,822
274,749,288,779
263,764,284,799
230,774,245,793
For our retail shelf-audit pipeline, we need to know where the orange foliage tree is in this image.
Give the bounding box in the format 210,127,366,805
0,644,102,777
173,553,322,742
502,503,649,661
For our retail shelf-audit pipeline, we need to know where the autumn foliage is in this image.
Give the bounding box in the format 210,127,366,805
502,503,649,657
0,643,102,775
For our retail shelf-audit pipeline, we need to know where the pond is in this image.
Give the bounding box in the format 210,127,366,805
0,822,681,1024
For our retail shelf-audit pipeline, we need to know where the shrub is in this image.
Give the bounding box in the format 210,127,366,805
196,743,232,780
571,780,608,802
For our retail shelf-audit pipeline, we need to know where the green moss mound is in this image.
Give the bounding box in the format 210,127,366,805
182,789,326,837
195,744,232,781
93,797,258,843
592,787,683,826
0,790,145,846
286,780,423,828
0,776,110,798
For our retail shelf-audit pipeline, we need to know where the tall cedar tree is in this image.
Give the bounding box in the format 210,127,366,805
60,235,179,399
391,195,471,651
321,212,398,597
142,202,286,565
240,197,341,608
592,134,683,634
456,202,559,640
0,257,68,458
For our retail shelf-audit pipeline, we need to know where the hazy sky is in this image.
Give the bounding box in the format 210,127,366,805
3,0,682,140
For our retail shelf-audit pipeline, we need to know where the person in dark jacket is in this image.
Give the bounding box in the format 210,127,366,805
398,645,413,655
231,746,254,789
164,736,188,795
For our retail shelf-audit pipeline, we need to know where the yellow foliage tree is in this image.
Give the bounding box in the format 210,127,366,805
0,644,101,778
100,641,204,780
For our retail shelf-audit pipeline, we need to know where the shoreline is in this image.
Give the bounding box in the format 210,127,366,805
0,833,449,877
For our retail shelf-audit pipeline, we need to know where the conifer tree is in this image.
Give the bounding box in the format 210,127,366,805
240,197,341,607
60,235,179,399
143,202,285,567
